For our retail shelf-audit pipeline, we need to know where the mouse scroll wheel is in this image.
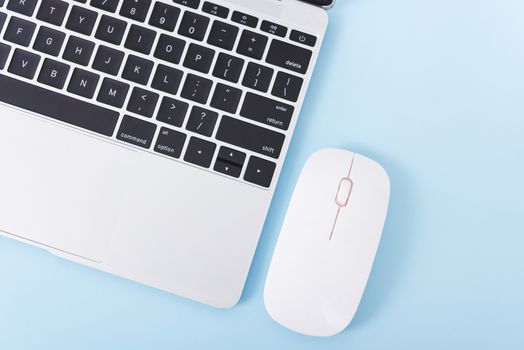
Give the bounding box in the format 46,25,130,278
335,177,353,207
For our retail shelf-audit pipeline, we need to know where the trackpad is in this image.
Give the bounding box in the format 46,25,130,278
0,105,139,262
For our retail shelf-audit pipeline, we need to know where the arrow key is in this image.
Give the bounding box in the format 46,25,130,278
214,159,242,178
244,156,276,188
184,136,217,168
217,146,246,167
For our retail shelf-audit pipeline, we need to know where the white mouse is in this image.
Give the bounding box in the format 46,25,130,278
264,148,390,337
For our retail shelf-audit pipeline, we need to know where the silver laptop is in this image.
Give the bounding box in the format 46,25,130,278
0,0,329,308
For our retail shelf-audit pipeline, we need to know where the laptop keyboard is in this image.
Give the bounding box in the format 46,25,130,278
0,0,317,188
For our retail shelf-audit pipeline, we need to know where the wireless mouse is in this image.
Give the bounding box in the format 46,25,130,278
264,148,390,337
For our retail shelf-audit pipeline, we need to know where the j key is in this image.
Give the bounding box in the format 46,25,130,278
266,39,312,75
236,30,268,60
180,73,213,104
95,15,127,45
119,0,151,22
149,2,180,31
154,127,187,159
0,43,10,69
117,115,157,149
156,96,188,127
97,77,130,108
126,87,159,118
178,11,209,42
63,36,95,66
8,48,40,79
186,106,218,137
0,12,6,32
261,20,287,38
0,74,118,136
202,2,229,19
92,45,124,75
244,156,276,188
290,29,317,47
67,68,100,98
216,116,285,159
207,21,238,50
173,0,199,9
7,0,37,16
90,0,119,13
4,16,36,47
214,145,246,178
183,43,215,74
33,26,65,56
272,71,303,102
231,11,257,28
66,6,98,35
151,64,183,94
125,24,156,55
240,92,294,130
183,136,216,168
154,34,186,65
212,53,244,83
37,58,70,89
36,0,69,26
210,83,242,114
122,54,153,85
242,62,273,93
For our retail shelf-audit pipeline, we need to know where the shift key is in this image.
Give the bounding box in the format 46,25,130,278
240,92,294,130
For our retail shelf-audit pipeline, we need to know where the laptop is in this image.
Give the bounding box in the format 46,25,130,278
0,0,330,308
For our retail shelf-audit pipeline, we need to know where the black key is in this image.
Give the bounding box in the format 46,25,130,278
184,136,216,168
149,2,180,31
119,0,151,22
178,11,209,41
33,26,65,56
154,127,187,159
183,43,215,74
290,29,317,47
73,0,87,3
216,116,285,159
121,54,153,85
0,0,3,6
180,73,213,104
7,0,37,16
212,53,244,83
244,156,276,188
63,36,95,66
0,43,10,69
186,106,218,137
214,159,241,178
126,87,158,118
3,16,36,47
65,6,98,35
37,58,70,89
154,34,185,65
202,2,229,18
207,21,238,51
90,0,119,13
8,48,39,78
151,64,183,94
210,83,242,114
95,15,127,45
240,92,294,130
242,62,273,92
266,39,312,75
36,0,69,26
236,30,268,60
117,115,157,149
92,45,124,75
67,68,99,98
272,71,303,102
173,0,199,9
97,77,130,108
0,74,118,136
217,146,246,167
156,97,188,127
124,24,156,55
261,20,287,37
231,11,257,28
0,12,6,32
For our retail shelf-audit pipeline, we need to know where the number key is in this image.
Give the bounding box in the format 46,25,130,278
178,11,210,41
149,2,180,31
119,0,151,22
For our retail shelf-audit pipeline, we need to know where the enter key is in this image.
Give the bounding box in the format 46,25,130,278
240,92,295,130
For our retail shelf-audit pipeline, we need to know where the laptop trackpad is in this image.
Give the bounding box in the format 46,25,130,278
0,105,139,262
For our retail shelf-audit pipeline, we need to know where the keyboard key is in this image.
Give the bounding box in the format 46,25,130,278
290,29,317,47
180,73,213,104
151,64,183,94
236,30,268,60
231,11,258,28
207,21,238,50
90,0,119,13
33,26,65,56
37,58,70,89
122,54,153,85
117,115,157,149
8,48,40,78
66,5,98,35
183,43,215,74
7,0,37,16
67,68,99,98
210,83,242,114
0,12,6,32
242,62,273,92
202,2,229,18
149,2,180,31
0,43,10,69
63,35,95,66
156,96,188,127
92,45,124,75
36,0,68,26
124,24,156,55
266,39,312,74
271,71,303,102
216,115,285,159
215,146,245,177
244,156,276,188
154,127,187,159
126,87,159,118
184,136,216,168
119,0,151,22
154,34,185,65
261,20,287,37
95,14,127,45
178,11,209,41
0,74,118,136
173,0,199,9
186,106,218,137
97,77,130,108
4,16,36,47
212,53,244,83
240,92,294,130
214,159,241,178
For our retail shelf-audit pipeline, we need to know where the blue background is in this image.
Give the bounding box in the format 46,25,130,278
1,0,523,349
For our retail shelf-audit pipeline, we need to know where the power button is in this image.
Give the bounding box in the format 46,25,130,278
290,30,317,47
